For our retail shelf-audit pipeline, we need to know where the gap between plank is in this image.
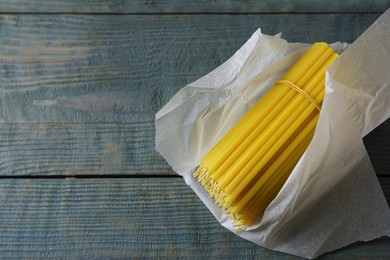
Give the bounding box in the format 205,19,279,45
0,174,182,179
0,12,384,16
0,174,388,179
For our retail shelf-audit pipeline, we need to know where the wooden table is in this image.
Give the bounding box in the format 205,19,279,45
0,1,389,258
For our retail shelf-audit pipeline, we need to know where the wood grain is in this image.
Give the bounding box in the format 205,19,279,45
0,178,388,259
0,0,388,13
1,14,387,176
0,122,170,176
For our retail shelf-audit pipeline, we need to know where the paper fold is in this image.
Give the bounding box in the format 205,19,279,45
155,9,390,258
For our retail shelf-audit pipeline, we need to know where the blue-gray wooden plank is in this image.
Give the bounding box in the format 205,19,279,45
0,0,388,13
0,178,388,259
1,14,387,176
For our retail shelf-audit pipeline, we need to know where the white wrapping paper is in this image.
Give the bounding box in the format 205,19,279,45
155,9,390,258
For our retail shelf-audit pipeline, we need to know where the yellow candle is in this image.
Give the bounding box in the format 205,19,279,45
193,42,338,228
195,44,334,204
241,129,314,227
219,53,336,195
231,111,319,215
197,43,331,172
215,49,333,192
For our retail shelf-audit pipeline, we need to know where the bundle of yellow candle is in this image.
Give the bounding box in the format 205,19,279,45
194,42,338,229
